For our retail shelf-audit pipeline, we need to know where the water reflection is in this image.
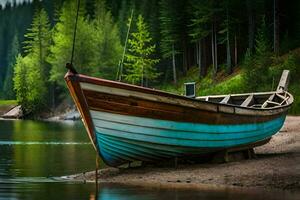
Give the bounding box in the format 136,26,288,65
0,120,299,200
0,120,97,178
0,182,299,200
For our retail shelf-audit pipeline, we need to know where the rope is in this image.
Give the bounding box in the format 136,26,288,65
117,9,134,81
70,0,81,66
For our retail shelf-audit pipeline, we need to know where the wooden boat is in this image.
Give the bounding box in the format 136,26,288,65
65,67,293,167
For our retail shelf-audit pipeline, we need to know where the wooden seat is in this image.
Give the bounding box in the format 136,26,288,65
241,95,254,107
220,95,230,104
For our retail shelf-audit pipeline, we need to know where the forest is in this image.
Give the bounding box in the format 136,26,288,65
0,0,300,116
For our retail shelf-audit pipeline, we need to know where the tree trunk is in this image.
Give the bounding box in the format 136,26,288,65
195,43,198,65
202,38,207,76
182,40,187,75
247,0,255,53
211,25,215,74
273,0,279,54
214,20,218,75
226,30,232,74
198,40,202,77
52,83,55,111
234,34,238,66
226,8,232,74
141,65,144,86
172,43,177,84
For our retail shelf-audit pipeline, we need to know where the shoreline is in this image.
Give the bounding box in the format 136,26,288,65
62,116,300,192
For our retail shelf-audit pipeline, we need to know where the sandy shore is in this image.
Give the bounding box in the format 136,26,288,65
64,116,300,192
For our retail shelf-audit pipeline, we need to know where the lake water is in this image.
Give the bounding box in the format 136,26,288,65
0,119,298,200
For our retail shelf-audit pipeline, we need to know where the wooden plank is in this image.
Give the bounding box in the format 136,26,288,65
262,94,275,108
280,96,290,105
277,70,290,91
196,91,276,100
241,95,254,107
220,95,231,104
83,89,280,124
80,82,217,113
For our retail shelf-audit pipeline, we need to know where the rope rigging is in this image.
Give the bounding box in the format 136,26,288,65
66,0,81,74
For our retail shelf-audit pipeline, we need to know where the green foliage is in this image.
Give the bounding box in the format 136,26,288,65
90,0,122,79
13,55,29,112
23,9,51,56
49,0,122,86
243,16,272,92
2,0,300,115
188,0,212,42
160,66,244,96
124,14,160,86
49,0,94,87
200,74,244,96
159,0,181,58
13,8,51,115
2,33,19,99
0,100,17,106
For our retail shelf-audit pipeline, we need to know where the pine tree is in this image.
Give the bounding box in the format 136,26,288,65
90,0,122,80
255,16,271,58
13,8,51,114
49,0,94,87
124,14,159,86
24,8,51,77
3,33,19,99
13,55,29,111
243,16,272,91
159,0,181,84
188,0,212,77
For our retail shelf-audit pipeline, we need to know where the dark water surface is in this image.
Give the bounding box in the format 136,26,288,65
0,120,298,200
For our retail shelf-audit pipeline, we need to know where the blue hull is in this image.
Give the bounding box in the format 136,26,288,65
90,110,285,166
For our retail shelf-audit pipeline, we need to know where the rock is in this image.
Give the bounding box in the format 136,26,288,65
2,105,23,119
61,109,81,120
0,105,16,116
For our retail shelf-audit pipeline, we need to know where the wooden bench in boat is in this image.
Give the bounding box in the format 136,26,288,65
197,70,291,109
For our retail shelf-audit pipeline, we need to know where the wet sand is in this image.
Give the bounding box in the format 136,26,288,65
64,116,300,192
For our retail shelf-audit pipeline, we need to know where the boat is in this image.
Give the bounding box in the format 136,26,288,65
64,67,293,167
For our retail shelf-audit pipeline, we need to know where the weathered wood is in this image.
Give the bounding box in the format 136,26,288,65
280,96,290,105
65,71,98,152
83,89,282,125
64,69,292,167
277,70,290,91
241,95,254,107
220,95,231,104
262,94,276,108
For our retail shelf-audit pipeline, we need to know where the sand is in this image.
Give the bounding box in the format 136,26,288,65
64,116,300,192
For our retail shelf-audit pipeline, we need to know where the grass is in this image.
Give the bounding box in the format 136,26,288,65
160,67,245,97
0,100,18,106
288,84,300,115
199,73,244,96
159,49,300,115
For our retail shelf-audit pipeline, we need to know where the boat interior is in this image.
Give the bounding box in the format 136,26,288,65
196,91,291,109
195,70,292,109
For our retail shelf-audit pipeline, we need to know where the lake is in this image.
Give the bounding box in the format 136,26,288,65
0,119,298,200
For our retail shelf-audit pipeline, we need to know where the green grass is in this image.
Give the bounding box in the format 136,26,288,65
0,100,18,106
159,66,299,115
288,84,300,115
199,73,244,96
160,67,245,97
